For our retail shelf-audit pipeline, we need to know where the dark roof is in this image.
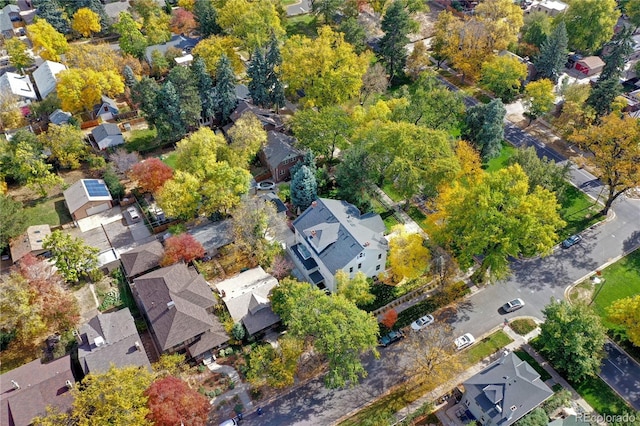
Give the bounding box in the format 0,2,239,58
290,244,318,270
230,101,284,129
77,308,152,375
145,34,200,62
463,351,553,426
263,192,288,213
0,356,74,426
292,199,387,273
188,328,229,357
48,109,72,125
120,240,164,277
92,96,118,116
91,123,121,141
262,131,303,170
133,263,227,351
188,220,233,254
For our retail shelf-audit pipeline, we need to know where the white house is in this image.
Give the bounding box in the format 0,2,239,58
32,60,67,100
91,123,124,150
0,72,37,102
527,0,568,17
289,198,388,294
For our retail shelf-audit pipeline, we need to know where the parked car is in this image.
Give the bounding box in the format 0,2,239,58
127,207,140,221
379,330,405,347
257,180,276,190
454,333,475,350
411,314,435,331
562,234,582,248
502,298,525,313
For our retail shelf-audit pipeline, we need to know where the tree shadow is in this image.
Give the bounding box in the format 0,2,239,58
54,199,72,225
622,230,640,254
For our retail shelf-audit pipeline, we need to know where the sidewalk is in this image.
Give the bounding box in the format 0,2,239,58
208,362,254,412
371,185,429,239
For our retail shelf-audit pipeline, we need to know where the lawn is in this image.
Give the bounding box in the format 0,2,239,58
483,142,516,173
280,0,298,4
381,180,404,203
461,330,514,365
406,205,431,233
557,184,602,240
125,128,158,153
23,195,72,227
285,14,317,37
571,376,633,417
161,151,177,169
370,197,400,232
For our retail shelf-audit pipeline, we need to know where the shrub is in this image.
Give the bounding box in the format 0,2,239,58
197,365,206,372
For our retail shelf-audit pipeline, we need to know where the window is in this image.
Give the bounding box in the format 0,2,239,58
279,169,285,175
376,265,380,271
349,267,353,273
358,252,365,259
358,263,362,269
378,253,382,260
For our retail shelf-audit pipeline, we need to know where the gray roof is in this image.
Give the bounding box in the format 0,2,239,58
120,239,164,278
77,308,152,375
262,131,303,170
188,220,233,254
92,96,119,117
49,109,72,125
292,199,387,273
230,101,284,129
91,123,124,150
63,179,113,216
145,34,199,63
0,5,19,33
463,351,553,426
133,263,228,351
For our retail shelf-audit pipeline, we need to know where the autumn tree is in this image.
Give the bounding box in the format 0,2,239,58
145,376,209,426
192,35,244,75
443,18,491,82
171,8,196,34
157,170,201,219
6,38,34,71
406,40,430,81
464,99,506,161
65,43,130,75
129,158,173,193
281,26,370,107
560,0,618,54
131,0,171,45
474,0,523,53
553,83,594,138
607,294,640,347
56,68,125,112
432,164,565,281
0,92,25,130
388,225,430,283
39,124,88,169
569,113,640,215
226,112,267,167
109,149,140,177
246,335,303,389
291,106,353,161
404,324,462,389
27,18,69,61
360,63,388,105
480,55,528,102
381,309,398,329
271,278,379,388
534,21,568,82
431,10,455,68
538,300,607,381
113,12,148,58
268,255,294,280
335,270,375,306
72,7,101,37
43,230,99,282
32,0,70,34
217,0,285,50
523,79,555,125
161,234,205,266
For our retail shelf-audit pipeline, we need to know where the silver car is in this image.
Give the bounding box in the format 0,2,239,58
502,298,525,313
410,314,435,331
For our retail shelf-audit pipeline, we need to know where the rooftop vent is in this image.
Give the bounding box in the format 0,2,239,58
167,301,175,309
510,405,518,411
134,341,142,352
65,380,73,389
11,380,20,390
311,201,318,208
93,336,105,347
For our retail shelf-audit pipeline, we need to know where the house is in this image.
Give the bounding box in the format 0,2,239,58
0,72,38,102
289,198,388,293
32,60,67,100
574,56,605,77
0,4,20,38
228,100,284,132
0,356,75,426
120,239,165,279
49,109,72,125
460,351,553,426
259,131,304,183
63,179,113,221
174,53,193,66
216,267,280,336
527,0,568,17
92,96,119,121
189,220,234,257
91,122,124,150
9,224,52,263
132,263,229,360
144,34,199,63
77,308,152,376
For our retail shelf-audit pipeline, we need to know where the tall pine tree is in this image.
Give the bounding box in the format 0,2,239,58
33,0,71,34
291,165,318,211
379,1,412,82
534,21,568,83
464,99,506,161
132,76,160,126
214,54,238,123
248,47,269,107
156,81,186,142
194,0,221,37
192,57,216,120
123,65,137,88
265,36,285,109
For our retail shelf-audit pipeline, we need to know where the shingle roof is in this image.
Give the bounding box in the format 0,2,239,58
91,123,124,150
63,179,113,215
230,101,284,129
262,131,303,170
9,224,51,262
463,351,553,426
577,56,605,69
0,72,37,100
120,239,164,277
49,109,72,125
292,199,387,273
0,5,19,33
77,308,152,375
32,60,67,99
133,263,227,351
145,34,200,63
92,96,119,117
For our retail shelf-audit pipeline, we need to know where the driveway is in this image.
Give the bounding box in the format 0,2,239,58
286,0,311,16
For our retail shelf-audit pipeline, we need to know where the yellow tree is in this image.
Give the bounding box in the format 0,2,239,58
192,35,245,75
569,113,640,215
607,295,640,347
480,55,528,102
452,140,483,185
444,18,491,82
523,78,555,125
388,225,430,284
226,112,267,168
475,0,524,52
217,0,285,50
553,83,595,138
27,18,69,61
281,26,370,108
56,68,125,112
406,40,430,81
39,124,88,169
335,270,375,306
0,92,25,130
72,7,101,38
431,10,457,68
5,38,33,71
157,170,201,219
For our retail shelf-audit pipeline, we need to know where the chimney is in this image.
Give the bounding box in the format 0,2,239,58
65,380,73,389
167,301,175,309
311,201,317,208
11,380,20,390
134,341,142,352
93,336,105,347
72,329,83,344
364,241,370,247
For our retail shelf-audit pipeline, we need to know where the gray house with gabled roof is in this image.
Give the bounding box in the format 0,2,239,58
461,351,553,426
91,122,124,150
259,131,304,183
290,198,388,293
120,239,164,279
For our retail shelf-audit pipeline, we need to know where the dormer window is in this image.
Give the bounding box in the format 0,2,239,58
358,252,365,259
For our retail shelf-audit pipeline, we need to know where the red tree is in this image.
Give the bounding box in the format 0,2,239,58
145,376,210,426
161,233,205,266
170,8,197,35
381,309,398,329
129,158,173,194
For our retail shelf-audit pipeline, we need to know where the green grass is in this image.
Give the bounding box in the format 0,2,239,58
285,14,317,37
125,128,158,153
381,180,404,203
281,0,298,5
406,205,431,233
370,197,401,232
510,318,537,336
161,152,177,169
557,184,603,240
571,376,633,416
462,330,514,365
483,142,516,173
23,196,72,226
513,350,552,381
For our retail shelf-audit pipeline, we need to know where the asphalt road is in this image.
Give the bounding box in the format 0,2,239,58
600,343,640,411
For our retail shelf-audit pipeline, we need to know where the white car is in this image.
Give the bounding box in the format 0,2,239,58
257,180,276,190
411,314,435,331
454,333,476,350
502,298,525,313
127,207,140,221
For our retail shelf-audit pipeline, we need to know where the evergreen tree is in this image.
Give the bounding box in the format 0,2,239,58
214,54,238,123
156,81,186,142
123,65,137,88
534,21,568,83
132,76,160,126
33,0,71,34
290,150,317,180
338,17,367,54
464,99,506,161
192,57,216,120
379,0,412,81
290,165,318,211
247,48,269,107
63,0,110,31
194,0,221,37
265,36,285,109
167,66,202,128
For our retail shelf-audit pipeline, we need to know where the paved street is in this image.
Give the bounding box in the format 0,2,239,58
600,343,640,411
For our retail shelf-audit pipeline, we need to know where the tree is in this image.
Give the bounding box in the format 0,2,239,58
515,408,549,426
39,124,88,169
43,230,99,282
523,79,555,125
291,106,353,161
157,170,201,219
290,165,317,211
227,112,267,167
155,81,186,142
103,166,125,200
27,18,69,61
113,12,148,58
72,7,101,37
335,270,375,306
406,40,430,81
214,54,238,123
166,66,202,128
311,0,342,23
628,0,640,30
232,322,246,341
480,55,528,102
607,294,640,347
129,157,173,193
56,68,125,112
538,300,607,382
190,57,215,120
264,35,285,109
560,0,618,54
381,309,398,329
440,17,492,82
268,254,294,280
192,35,244,75
271,278,379,388
5,38,34,71
171,8,196,34
464,99,506,161
217,0,285,50
359,63,388,105
388,225,430,283
145,376,209,426
109,149,140,177
161,233,205,266
474,0,523,53
432,164,565,280
534,21,568,83
123,65,138,88
339,16,367,54
193,0,221,37
0,194,27,251
32,0,71,34
431,10,455,68
281,26,370,108
521,12,552,48
335,146,374,210
508,146,570,202
143,12,172,46
246,335,303,388
553,83,594,138
569,113,640,215
378,0,412,81
247,47,269,107
0,92,25,130
132,77,160,125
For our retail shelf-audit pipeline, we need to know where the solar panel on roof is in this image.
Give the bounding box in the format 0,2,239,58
83,179,110,197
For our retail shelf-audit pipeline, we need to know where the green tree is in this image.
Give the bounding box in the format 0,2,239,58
534,21,568,82
102,166,125,200
43,230,99,282
113,12,148,58
521,11,552,48
388,226,430,283
246,335,303,388
339,17,367,54
480,55,528,102
514,408,549,426
406,40,430,81
432,164,565,280
560,0,618,54
39,124,88,169
132,77,160,126
217,0,285,50
335,146,374,209
214,54,238,123
166,65,202,128
265,35,285,109
335,270,375,306
538,300,607,382
628,0,640,30
508,146,570,202
6,38,34,71
378,0,413,81
0,194,27,251
231,322,246,341
27,18,69,61
291,106,353,161
191,57,216,120
123,65,137,88
607,294,640,347
523,79,555,125
155,81,186,142
32,0,70,34
271,278,379,388
247,47,269,108
312,0,342,23
290,165,317,211
194,0,221,37
464,99,506,161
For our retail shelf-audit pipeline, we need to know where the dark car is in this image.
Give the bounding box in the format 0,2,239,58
379,330,405,347
562,234,582,248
